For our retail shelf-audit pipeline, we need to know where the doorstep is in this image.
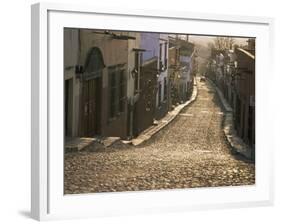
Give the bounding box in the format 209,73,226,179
65,136,120,153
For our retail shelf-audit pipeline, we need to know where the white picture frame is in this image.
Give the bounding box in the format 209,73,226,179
31,2,274,221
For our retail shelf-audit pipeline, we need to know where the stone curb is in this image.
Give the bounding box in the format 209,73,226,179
130,77,198,146
207,78,253,160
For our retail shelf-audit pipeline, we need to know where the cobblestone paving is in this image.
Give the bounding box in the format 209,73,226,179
64,80,255,194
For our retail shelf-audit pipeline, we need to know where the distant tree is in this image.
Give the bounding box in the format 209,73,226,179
233,44,239,49
207,42,215,50
213,37,235,50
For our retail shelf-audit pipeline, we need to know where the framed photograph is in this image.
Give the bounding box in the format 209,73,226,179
31,2,274,221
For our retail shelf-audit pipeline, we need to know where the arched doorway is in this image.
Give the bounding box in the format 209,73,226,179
81,47,105,137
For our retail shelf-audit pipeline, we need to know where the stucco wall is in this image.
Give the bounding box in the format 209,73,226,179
64,28,81,137
140,33,160,62
79,30,132,138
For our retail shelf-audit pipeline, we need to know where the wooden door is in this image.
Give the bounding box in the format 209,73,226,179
64,79,73,137
82,78,101,136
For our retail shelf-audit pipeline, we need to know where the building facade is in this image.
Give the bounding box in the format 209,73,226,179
64,28,140,139
233,46,255,149
64,28,81,138
168,37,195,106
207,38,255,157
155,34,169,119
131,32,159,136
168,41,181,108
64,30,196,141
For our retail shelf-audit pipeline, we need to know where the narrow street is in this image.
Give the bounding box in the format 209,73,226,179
64,79,255,194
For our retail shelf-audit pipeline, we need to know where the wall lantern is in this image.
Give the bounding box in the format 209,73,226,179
131,68,138,79
75,65,84,79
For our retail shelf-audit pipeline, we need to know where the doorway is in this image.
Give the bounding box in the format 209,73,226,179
81,47,105,137
64,78,73,137
82,77,102,137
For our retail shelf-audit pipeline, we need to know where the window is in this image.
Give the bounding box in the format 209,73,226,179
109,69,117,118
174,48,178,67
159,43,163,61
108,65,126,119
164,78,167,101
119,70,126,112
164,42,168,69
140,52,143,65
159,43,163,71
134,52,140,92
158,82,162,106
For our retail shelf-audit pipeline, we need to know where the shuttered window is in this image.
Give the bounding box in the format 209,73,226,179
108,65,126,119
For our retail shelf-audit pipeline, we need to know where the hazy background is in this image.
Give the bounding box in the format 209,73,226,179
188,35,249,75
189,35,248,47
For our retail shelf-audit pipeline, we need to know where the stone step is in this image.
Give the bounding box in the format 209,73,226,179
65,136,120,153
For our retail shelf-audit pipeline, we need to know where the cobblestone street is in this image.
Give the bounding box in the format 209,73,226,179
64,79,255,194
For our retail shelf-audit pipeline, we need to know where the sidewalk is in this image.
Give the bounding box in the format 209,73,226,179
66,78,198,150
207,78,253,160
130,78,198,146
65,136,120,152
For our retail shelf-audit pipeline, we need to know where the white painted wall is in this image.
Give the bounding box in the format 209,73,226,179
157,34,169,106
